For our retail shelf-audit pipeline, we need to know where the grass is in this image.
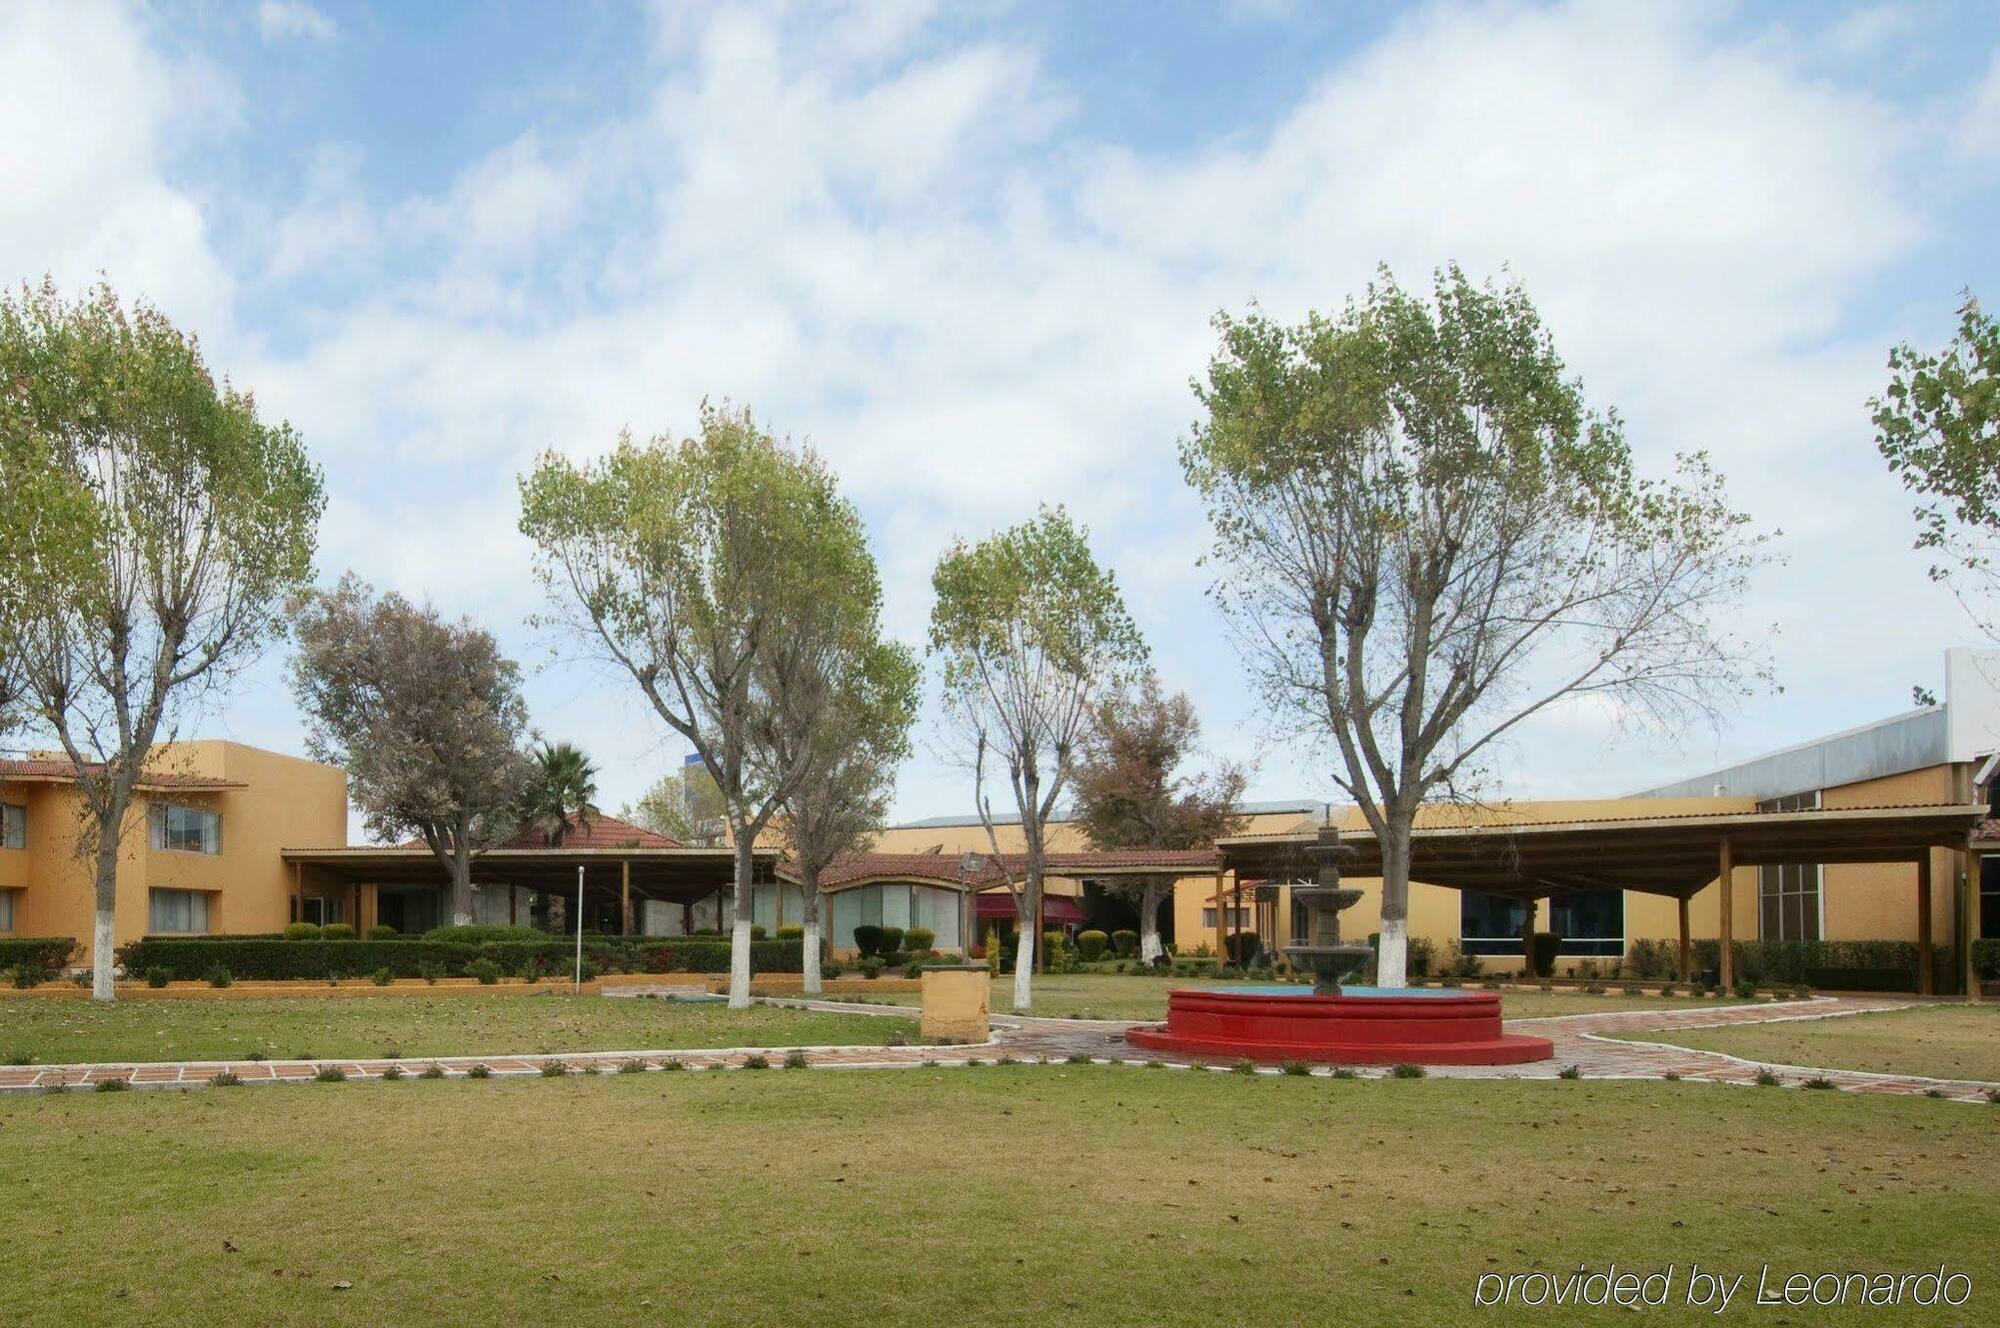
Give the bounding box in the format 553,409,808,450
1,1069,1993,1326
1609,1004,2000,1082
838,973,1719,1021
0,995,909,1065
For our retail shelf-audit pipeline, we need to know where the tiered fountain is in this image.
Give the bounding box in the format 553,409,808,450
1126,828,1553,1066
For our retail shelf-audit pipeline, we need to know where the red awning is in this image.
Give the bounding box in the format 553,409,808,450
973,893,1085,925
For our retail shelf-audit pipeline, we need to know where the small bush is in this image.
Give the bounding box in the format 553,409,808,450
784,1050,810,1070
9,962,50,989
314,1065,347,1083
618,1059,648,1074
1803,1075,1835,1090
1557,1064,1582,1079
381,1064,405,1081
1657,981,1677,997
540,1060,569,1077
659,1057,684,1072
1537,979,1554,993
1280,1059,1312,1076
901,960,923,979
750,925,766,941
1075,929,1109,962
1230,1058,1257,1075
822,959,843,979
1389,1062,1427,1079
775,924,804,941
145,966,171,989
1735,980,1758,1000
419,1064,446,1080
283,923,323,941
1621,983,1644,997
1924,1087,1946,1099
467,1064,492,1079
468,959,501,985
741,1054,770,1070
209,1070,242,1087
984,927,1003,978
370,967,394,987
1527,931,1563,978
95,1077,131,1092
1111,929,1139,958
857,957,885,979
1791,983,1811,1000
1330,1066,1359,1080
852,925,885,958
1663,1070,1682,1081
367,925,399,940
903,927,935,954
1754,1068,1781,1087
417,962,444,985
321,923,356,941
205,965,233,989
1582,981,1606,995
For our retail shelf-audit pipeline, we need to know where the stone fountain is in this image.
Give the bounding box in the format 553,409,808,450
1281,828,1374,994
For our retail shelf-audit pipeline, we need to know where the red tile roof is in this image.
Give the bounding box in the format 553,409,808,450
451,814,685,851
0,757,243,791
783,847,1216,889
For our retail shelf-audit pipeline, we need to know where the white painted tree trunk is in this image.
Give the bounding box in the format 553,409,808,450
1012,927,1035,1012
91,908,117,1001
1376,916,1409,989
1138,880,1164,965
727,833,754,1009
90,827,121,1001
801,871,822,997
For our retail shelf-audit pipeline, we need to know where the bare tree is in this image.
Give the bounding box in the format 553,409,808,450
930,506,1148,1011
1182,267,1771,986
0,281,323,998
289,574,529,925
1072,673,1246,964
519,403,885,1007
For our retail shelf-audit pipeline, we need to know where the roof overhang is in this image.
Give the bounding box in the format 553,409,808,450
1218,804,1987,901
280,845,772,897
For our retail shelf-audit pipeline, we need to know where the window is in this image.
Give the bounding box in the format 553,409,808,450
830,884,964,950
1981,855,2000,939
1200,906,1251,932
0,803,23,850
0,890,14,932
1757,792,1822,941
297,895,343,926
1460,891,1530,956
1549,889,1624,956
148,888,211,934
149,802,221,855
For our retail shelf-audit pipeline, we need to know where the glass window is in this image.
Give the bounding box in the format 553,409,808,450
1200,906,1251,930
752,883,779,931
1460,891,1530,956
1756,792,1822,941
149,803,221,854
1549,889,1624,956
0,803,24,850
909,885,962,949
0,890,14,931
148,888,211,934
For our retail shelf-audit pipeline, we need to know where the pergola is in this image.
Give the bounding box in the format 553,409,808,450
1217,803,1988,995
279,844,774,935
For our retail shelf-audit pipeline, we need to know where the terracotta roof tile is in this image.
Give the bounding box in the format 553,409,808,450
783,846,1217,889
0,757,242,791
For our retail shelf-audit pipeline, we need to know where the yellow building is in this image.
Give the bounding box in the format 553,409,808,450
0,741,349,965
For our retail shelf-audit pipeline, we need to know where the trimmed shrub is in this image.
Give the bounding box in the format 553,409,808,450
145,966,171,989
776,924,804,941
1111,929,1139,958
903,927,935,955
857,957,885,979
879,926,905,955
205,965,233,989
1075,929,1109,962
320,923,356,941
1734,980,1758,1000
852,925,886,958
985,927,1003,978
371,967,394,987
115,935,805,982
0,938,76,977
367,925,399,940
283,923,323,941
1224,931,1261,967
1528,932,1563,978
468,959,501,985
421,924,547,944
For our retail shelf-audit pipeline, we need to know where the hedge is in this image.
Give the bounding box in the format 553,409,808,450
116,936,806,982
0,938,77,971
1687,939,1953,991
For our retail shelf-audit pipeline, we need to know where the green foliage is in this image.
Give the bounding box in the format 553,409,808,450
1624,939,1675,979
204,965,233,989
1528,932,1563,979
776,924,804,941
1754,1069,1781,1087
1389,1062,1427,1079
467,1064,491,1078
520,740,601,848
314,1065,347,1083
321,923,356,941
1111,929,1139,958
422,925,546,944
903,927,935,954
0,939,76,974
540,1060,569,1077
284,923,324,940
1735,980,1758,1000
1279,1059,1312,1076
852,925,886,958
94,1077,130,1092
1557,1064,1583,1080
857,957,885,979
1224,931,1260,968
1075,929,1109,962
741,1054,770,1070
878,926,905,955
145,966,171,989
984,927,1003,978
10,962,50,989
381,1064,405,1081
367,926,399,941
468,959,501,985
784,1050,810,1070
209,1070,242,1087
371,967,394,987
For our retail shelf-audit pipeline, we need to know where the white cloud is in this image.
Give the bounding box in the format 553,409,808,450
1961,51,2000,158
258,0,335,43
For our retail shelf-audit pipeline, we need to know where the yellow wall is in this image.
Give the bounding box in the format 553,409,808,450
0,741,347,965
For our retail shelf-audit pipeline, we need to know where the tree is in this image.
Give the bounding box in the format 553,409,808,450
930,505,1148,1012
289,573,530,925
775,638,920,994
519,403,884,1008
0,280,323,999
522,740,600,846
620,762,726,845
1182,266,1770,987
1872,293,2000,632
1072,673,1247,964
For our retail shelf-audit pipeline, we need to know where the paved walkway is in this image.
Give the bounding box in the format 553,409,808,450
2,994,1992,1101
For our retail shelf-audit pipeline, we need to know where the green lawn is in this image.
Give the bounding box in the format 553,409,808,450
0,996,911,1065
3,1069,1993,1326
839,973,1723,1022
1610,1004,2000,1082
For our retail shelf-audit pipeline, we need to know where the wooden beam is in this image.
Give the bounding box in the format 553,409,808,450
1677,895,1691,984
1213,870,1226,965
1717,836,1735,991
621,859,633,936
1917,852,1934,997
1964,839,1982,1004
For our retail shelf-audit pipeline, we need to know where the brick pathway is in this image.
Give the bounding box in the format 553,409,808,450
2,994,1991,1101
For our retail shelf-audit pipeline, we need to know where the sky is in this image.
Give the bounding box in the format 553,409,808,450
4,0,1999,838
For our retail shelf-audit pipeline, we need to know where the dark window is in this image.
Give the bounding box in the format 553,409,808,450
1981,855,2000,938
1549,889,1624,956
1460,891,1529,956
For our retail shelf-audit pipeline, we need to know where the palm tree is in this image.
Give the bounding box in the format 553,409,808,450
524,741,600,846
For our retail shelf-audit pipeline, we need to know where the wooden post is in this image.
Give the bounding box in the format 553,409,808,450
621,860,633,936
1964,839,1982,1004
1717,836,1735,991
1677,894,1691,983
1917,852,1934,996
350,882,360,932
1213,870,1227,964
290,859,303,924
509,886,518,925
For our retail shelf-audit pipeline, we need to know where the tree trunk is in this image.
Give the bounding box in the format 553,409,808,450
1376,820,1413,988
89,793,128,1002
450,845,475,927
800,862,823,997
728,830,754,1009
1139,878,1164,965
1012,897,1036,1013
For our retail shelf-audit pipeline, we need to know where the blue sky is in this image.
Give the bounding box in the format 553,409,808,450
5,0,2000,836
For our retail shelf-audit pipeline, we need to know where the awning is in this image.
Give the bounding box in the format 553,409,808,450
974,893,1085,924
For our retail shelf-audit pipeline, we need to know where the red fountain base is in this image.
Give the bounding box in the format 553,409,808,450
1125,986,1553,1066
